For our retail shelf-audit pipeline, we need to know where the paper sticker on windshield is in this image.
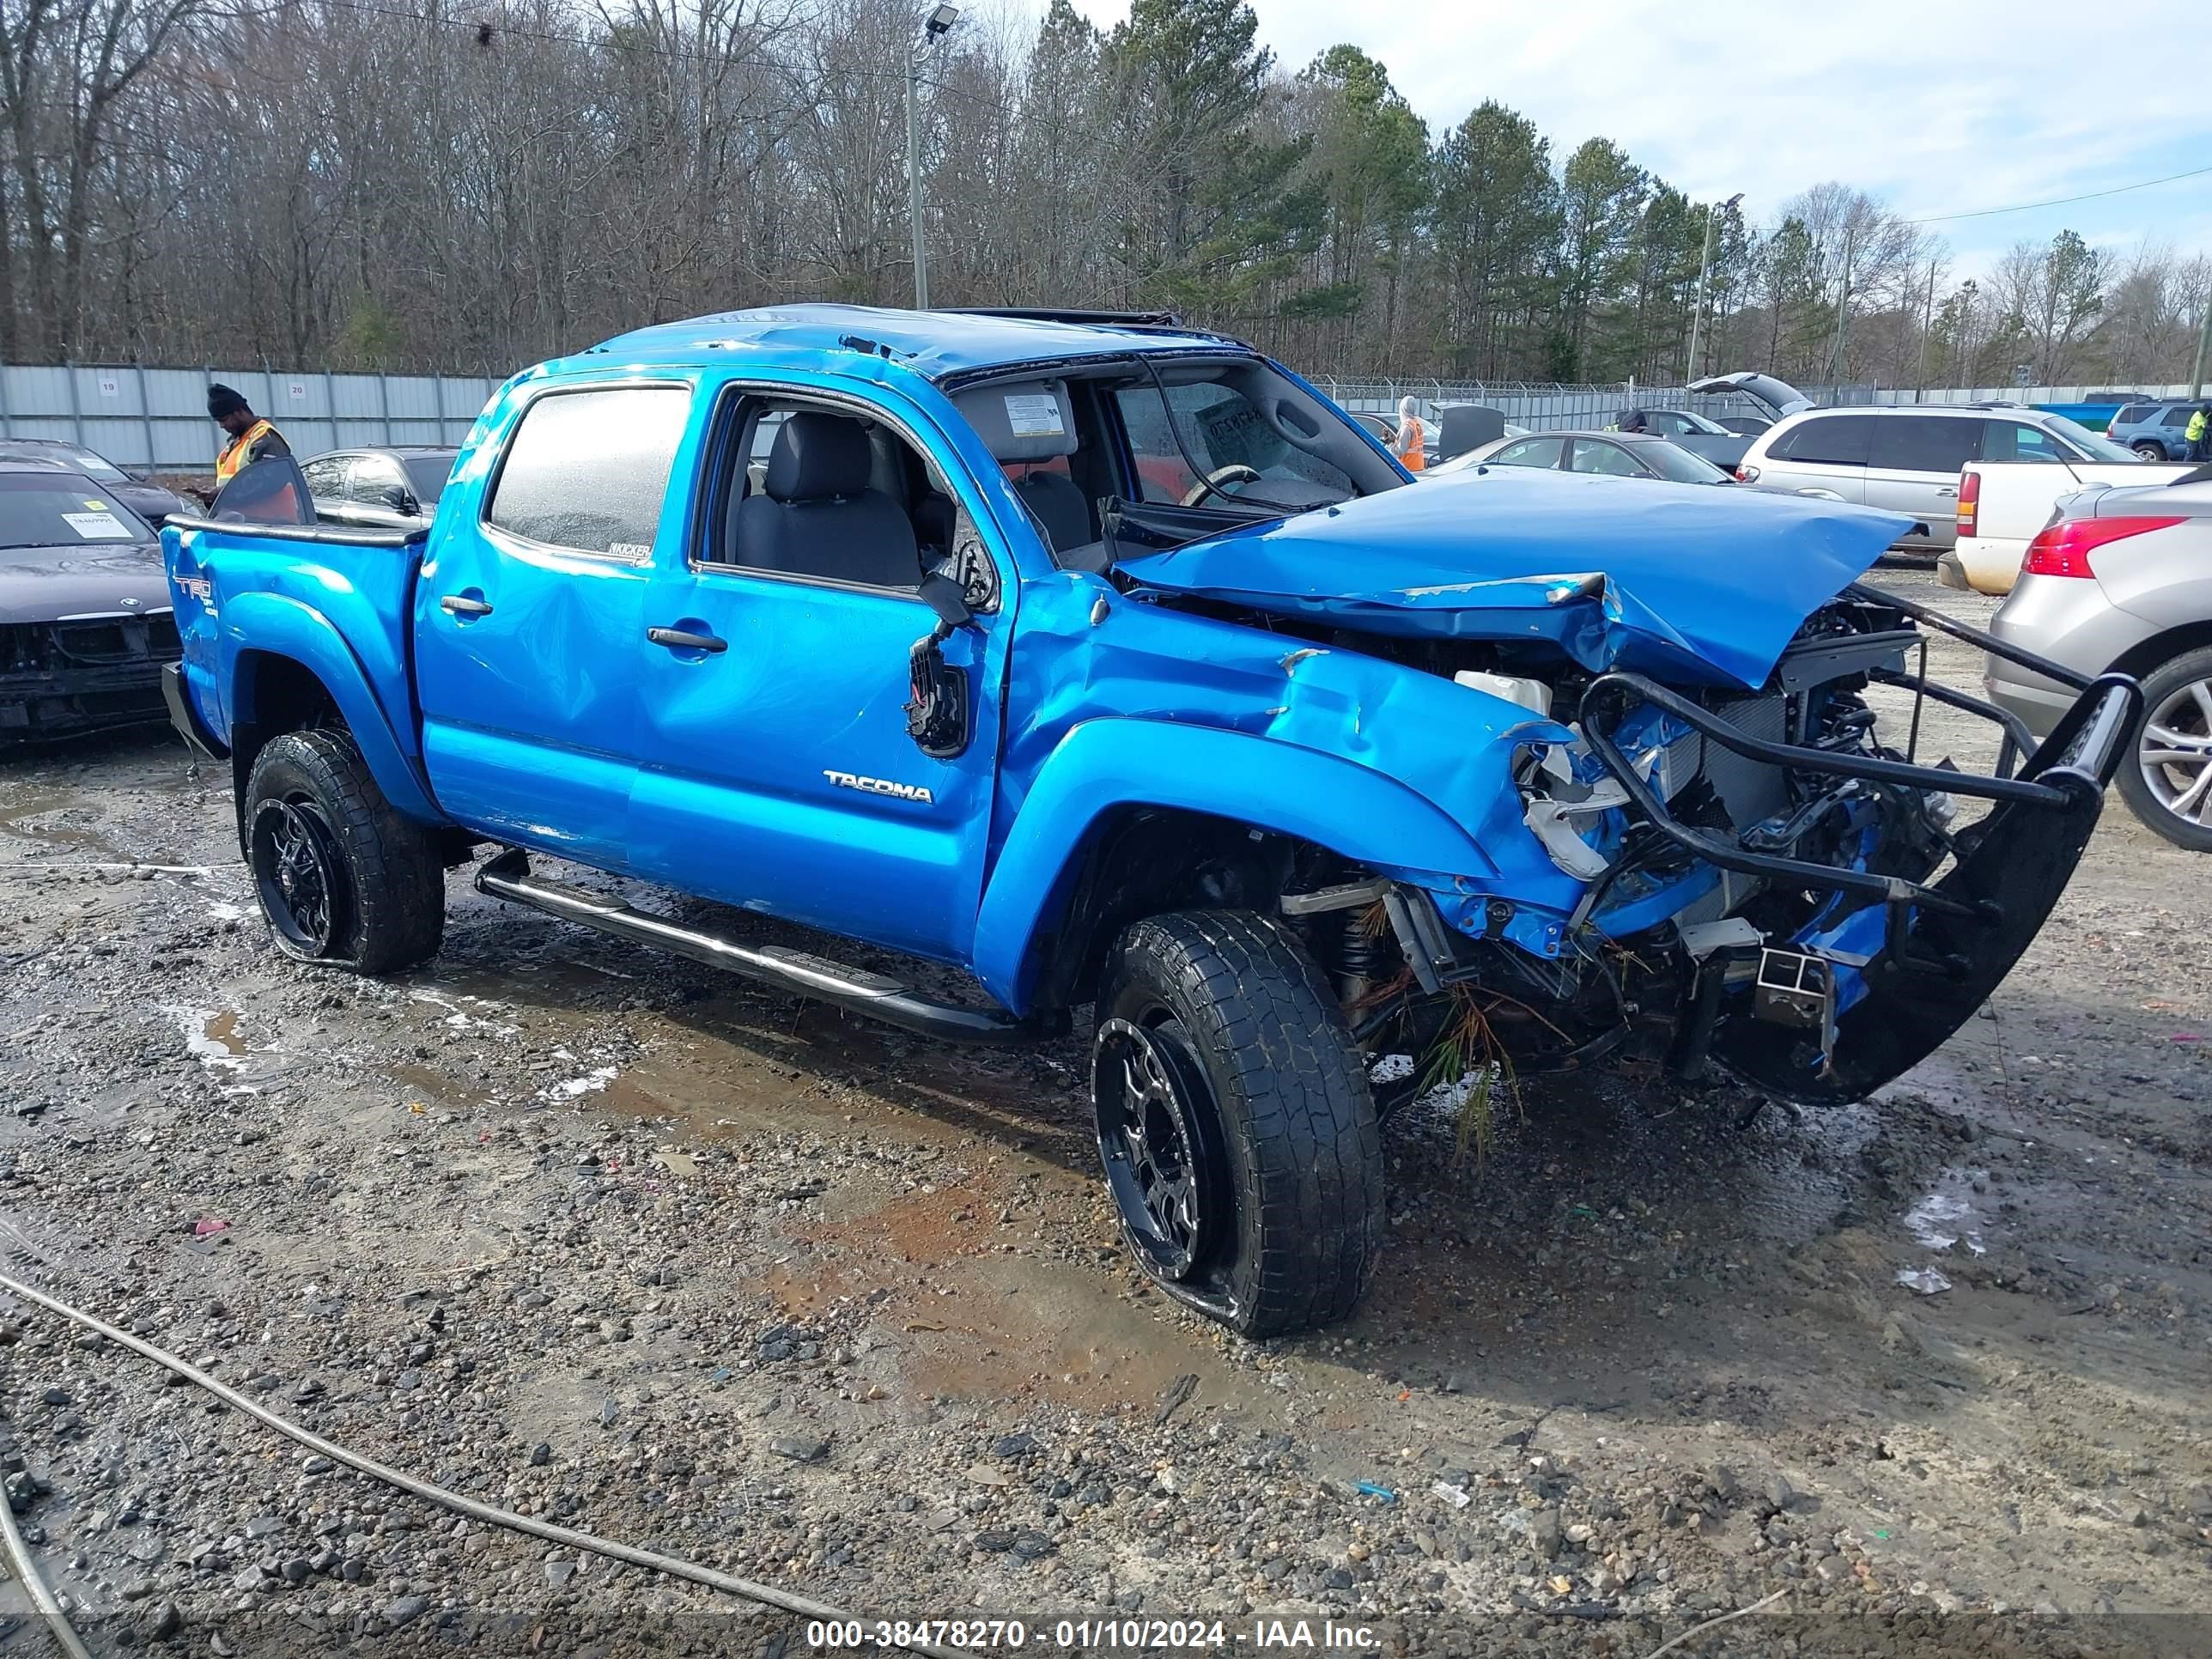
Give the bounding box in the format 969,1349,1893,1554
84,499,109,511
62,511,131,540
1004,393,1065,440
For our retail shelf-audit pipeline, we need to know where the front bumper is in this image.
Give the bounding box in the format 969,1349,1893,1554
0,614,179,743
1580,580,2139,1102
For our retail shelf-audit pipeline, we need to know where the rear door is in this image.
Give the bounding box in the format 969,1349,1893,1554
412,380,696,871
1863,416,1983,546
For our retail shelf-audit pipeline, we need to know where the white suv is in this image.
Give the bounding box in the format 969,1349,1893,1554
1735,404,2136,554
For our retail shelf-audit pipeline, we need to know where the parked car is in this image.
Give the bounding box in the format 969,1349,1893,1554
1735,404,2141,556
2106,402,2204,463
1987,473,2212,849
1617,409,1753,470
164,303,2135,1336
1436,429,1744,486
300,446,459,529
0,437,184,527
1942,453,2191,594
1,458,179,741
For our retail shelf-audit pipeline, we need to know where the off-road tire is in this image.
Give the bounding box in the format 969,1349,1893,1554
2117,645,2212,854
1093,910,1382,1337
243,730,445,974
2131,442,2167,464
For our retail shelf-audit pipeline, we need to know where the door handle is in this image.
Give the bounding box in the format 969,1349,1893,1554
648,626,727,654
441,593,494,617
1936,487,1957,498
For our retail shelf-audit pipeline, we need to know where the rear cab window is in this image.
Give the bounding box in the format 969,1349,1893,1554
485,385,691,558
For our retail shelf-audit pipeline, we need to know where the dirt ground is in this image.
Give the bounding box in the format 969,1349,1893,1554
1,568,2208,1659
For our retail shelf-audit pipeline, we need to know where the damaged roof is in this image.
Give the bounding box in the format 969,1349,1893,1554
585,304,1243,381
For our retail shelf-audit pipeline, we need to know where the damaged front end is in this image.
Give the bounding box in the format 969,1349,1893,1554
1,610,181,741
1278,585,2136,1105
1108,472,2135,1107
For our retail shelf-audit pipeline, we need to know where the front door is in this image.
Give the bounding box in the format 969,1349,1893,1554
412,380,696,871
626,384,1012,963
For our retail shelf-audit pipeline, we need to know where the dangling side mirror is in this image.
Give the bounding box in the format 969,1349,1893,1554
917,569,974,633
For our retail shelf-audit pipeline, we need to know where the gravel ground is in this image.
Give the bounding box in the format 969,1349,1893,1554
1,569,2209,1659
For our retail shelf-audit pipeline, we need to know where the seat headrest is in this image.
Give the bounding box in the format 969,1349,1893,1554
953,380,1079,463
765,411,872,502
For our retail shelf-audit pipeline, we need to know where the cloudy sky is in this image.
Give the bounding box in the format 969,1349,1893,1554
1048,0,2212,279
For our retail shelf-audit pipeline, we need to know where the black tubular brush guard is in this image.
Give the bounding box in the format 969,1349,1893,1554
1575,586,2143,1102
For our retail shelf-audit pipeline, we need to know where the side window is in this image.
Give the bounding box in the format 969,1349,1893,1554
1771,415,1873,467
713,398,932,593
1114,382,1356,505
351,458,411,513
2113,404,2151,426
1491,437,1561,468
1569,438,1645,477
485,386,690,557
1869,416,1980,475
2160,407,2193,428
1982,422,2069,464
299,456,349,501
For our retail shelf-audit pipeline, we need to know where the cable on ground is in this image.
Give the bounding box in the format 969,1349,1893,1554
0,1265,966,1659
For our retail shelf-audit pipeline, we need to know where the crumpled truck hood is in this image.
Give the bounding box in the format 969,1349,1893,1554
1117,466,1915,690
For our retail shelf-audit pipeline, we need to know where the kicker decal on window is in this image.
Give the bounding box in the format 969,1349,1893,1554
1004,393,1065,441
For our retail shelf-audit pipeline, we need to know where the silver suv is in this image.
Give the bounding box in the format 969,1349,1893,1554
1735,404,2136,553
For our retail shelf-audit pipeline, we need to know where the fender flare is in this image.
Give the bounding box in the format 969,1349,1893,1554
222,592,442,824
971,719,1493,1010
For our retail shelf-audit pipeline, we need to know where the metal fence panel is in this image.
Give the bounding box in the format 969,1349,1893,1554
0,362,503,472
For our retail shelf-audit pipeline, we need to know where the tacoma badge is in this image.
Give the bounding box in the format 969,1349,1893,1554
823,769,933,805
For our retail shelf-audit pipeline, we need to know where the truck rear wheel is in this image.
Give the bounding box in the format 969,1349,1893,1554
1092,911,1382,1337
244,730,445,975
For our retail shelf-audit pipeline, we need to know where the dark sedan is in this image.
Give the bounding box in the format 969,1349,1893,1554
0,437,185,527
0,459,179,741
300,446,459,530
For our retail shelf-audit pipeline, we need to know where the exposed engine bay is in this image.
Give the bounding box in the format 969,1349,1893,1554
1146,581,2125,1110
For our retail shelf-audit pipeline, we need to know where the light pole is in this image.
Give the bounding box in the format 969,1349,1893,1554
906,3,959,311
1685,191,1743,386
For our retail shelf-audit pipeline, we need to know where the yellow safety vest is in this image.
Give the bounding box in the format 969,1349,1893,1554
2188,410,2208,443
216,418,278,483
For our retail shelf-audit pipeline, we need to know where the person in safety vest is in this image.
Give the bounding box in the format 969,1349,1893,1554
2188,402,2210,464
1393,396,1426,472
204,383,289,502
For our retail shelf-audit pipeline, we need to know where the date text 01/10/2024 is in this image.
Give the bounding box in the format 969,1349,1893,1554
801,1618,1380,1650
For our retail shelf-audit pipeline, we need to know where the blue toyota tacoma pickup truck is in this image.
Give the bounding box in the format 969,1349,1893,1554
161,306,2138,1336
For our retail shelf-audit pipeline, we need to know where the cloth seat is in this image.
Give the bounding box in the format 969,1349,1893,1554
732,412,920,589
1012,469,1091,554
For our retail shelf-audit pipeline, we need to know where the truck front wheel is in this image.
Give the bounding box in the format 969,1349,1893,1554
1092,911,1382,1337
243,730,445,975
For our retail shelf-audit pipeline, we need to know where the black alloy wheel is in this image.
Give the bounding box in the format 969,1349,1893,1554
252,793,349,954
1092,1014,1220,1281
